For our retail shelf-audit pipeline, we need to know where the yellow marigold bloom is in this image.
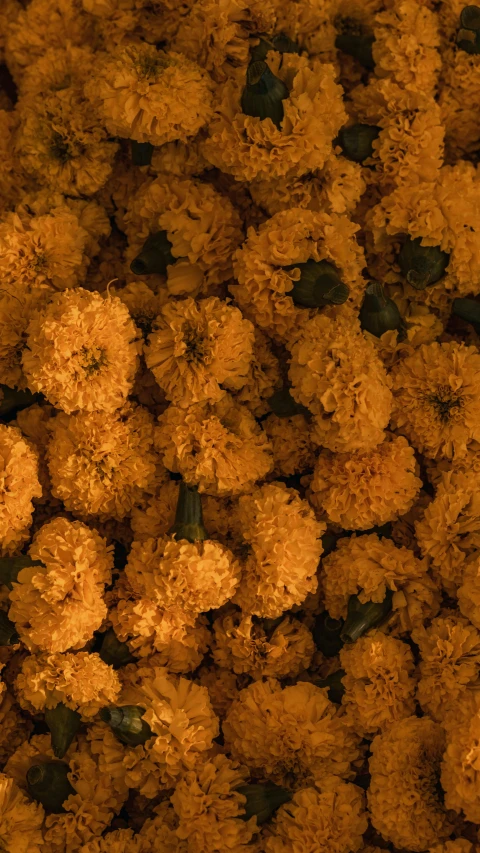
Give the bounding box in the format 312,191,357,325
264,414,317,478
0,291,53,391
9,517,113,653
441,711,480,823
233,482,324,618
0,772,44,853
263,776,367,853
224,679,361,788
124,534,241,624
232,209,366,341
5,0,94,83
369,716,454,851
131,479,179,542
372,0,441,95
0,424,41,555
15,651,121,719
250,154,366,218
145,296,255,407
340,631,416,736
85,43,213,146
114,280,167,339
171,754,256,850
458,554,480,631
23,288,140,414
47,405,163,519
288,306,392,452
5,733,126,853
321,534,440,633
203,53,346,182
310,435,422,530
415,470,480,592
373,102,445,190
369,162,480,297
212,612,314,680
155,395,273,496
413,613,480,723
80,828,140,853
136,801,187,850
124,174,243,296
197,665,240,720
150,137,211,179
173,0,276,82
233,329,282,418
439,46,480,161
391,342,480,461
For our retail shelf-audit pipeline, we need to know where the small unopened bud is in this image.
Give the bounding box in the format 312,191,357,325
237,782,292,824
100,705,154,746
398,236,450,290
241,60,289,129
341,589,394,644
130,230,175,276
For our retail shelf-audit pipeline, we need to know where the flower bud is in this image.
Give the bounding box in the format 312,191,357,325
168,481,207,543
340,589,394,644
130,230,175,276
268,387,310,418
359,282,402,338
27,761,76,813
313,610,344,658
460,5,480,31
131,140,154,166
337,124,380,164
0,610,19,646
398,236,450,290
457,27,480,53
98,627,137,669
45,703,81,760
316,669,346,704
240,60,289,129
284,259,350,308
335,18,375,70
100,705,154,746
237,782,292,824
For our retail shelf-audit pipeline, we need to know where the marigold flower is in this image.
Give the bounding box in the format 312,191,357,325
458,553,480,631
155,395,273,496
372,0,441,95
369,716,453,851
288,306,392,452
124,174,243,296
47,404,163,519
233,482,324,617
203,52,347,182
233,329,282,418
145,296,254,407
130,479,179,542
82,0,195,45
441,711,480,824
197,665,240,720
0,109,29,211
263,776,367,853
263,414,316,478
340,631,416,736
0,772,45,853
428,843,475,853
150,137,211,178
439,46,480,160
9,517,113,653
310,434,422,530
114,280,167,339
79,828,140,853
321,533,440,634
212,612,314,680
85,43,213,146
23,288,140,414
391,341,480,461
224,679,361,788
15,651,121,719
0,424,42,556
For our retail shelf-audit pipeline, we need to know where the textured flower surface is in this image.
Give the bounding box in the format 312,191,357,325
0,424,42,555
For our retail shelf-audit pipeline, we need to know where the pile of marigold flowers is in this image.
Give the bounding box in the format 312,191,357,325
1,0,480,851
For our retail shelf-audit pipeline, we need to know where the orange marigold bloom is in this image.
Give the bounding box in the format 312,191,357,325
233,482,324,618
211,612,314,680
114,280,167,340
150,137,211,179
391,342,480,461
413,613,480,723
47,405,163,520
23,288,140,414
203,53,346,182
9,517,113,653
340,631,416,736
85,42,213,146
263,777,367,853
124,174,243,296
154,395,273,496
80,828,140,853
264,414,317,478
371,0,441,95
15,651,121,720
145,297,255,407
223,679,361,788
0,290,55,391
439,46,480,161
131,479,179,542
233,329,282,418
82,0,195,45
288,306,392,452
231,208,366,341
321,534,440,633
429,843,476,853
368,716,453,851
0,772,45,853
197,665,240,720
458,554,480,632
310,435,422,530
441,711,480,824
0,424,42,555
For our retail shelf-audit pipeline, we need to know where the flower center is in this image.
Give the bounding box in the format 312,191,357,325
423,384,464,423
183,326,206,363
80,346,107,375
49,131,72,164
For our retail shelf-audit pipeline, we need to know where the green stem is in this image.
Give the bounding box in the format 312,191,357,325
100,705,154,746
359,282,402,338
316,669,346,704
0,555,44,590
168,482,207,543
337,124,380,164
27,761,76,813
130,230,175,276
131,140,154,166
313,611,344,658
98,627,137,669
398,236,450,290
340,589,394,644
0,610,19,645
284,259,350,308
237,783,292,824
45,703,81,760
240,60,289,129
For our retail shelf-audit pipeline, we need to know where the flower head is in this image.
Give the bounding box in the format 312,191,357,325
372,0,441,96
0,424,42,555
441,711,480,824
264,414,317,478
0,773,45,853
233,328,282,418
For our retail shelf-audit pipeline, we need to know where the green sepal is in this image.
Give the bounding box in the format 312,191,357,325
359,281,402,338
237,782,292,824
45,703,81,760
453,297,480,333
268,387,310,419
284,259,350,308
240,60,289,129
130,230,175,276
313,610,344,658
168,481,207,543
340,589,394,644
335,19,375,70
337,124,380,163
131,140,154,166
26,761,76,813
100,705,154,746
398,236,450,290
460,5,480,31
316,669,346,704
98,628,137,669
